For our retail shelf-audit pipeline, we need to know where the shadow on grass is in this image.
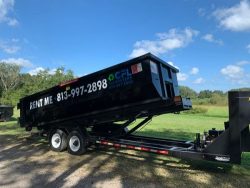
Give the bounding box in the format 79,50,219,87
0,122,23,136
0,133,250,187
0,123,20,130
97,146,233,173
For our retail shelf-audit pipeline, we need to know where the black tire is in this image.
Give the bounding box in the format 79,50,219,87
49,129,67,152
67,130,87,155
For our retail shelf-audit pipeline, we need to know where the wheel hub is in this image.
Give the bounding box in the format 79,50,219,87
69,136,81,152
51,133,61,148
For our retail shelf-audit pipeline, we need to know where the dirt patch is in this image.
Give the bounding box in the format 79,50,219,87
0,134,250,188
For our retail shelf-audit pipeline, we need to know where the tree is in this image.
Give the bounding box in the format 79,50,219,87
198,90,213,99
0,86,3,99
0,63,21,94
179,86,197,99
213,90,225,96
20,67,74,94
46,67,74,88
0,66,74,106
210,93,227,105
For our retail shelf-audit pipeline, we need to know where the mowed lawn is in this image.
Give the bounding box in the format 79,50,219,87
0,109,24,136
136,105,228,140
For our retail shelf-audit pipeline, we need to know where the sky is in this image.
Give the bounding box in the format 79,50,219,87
0,0,250,91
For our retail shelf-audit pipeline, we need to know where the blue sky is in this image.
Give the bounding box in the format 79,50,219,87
0,0,250,91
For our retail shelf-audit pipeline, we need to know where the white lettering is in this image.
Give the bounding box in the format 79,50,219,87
38,99,43,108
44,97,50,106
29,95,53,110
49,96,53,104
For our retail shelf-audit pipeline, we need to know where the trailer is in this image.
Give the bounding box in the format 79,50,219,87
0,105,13,121
18,53,250,164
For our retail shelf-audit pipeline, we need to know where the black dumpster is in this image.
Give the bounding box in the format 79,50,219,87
0,105,14,121
18,53,191,129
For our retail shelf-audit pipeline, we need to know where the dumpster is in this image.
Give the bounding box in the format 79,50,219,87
18,53,191,129
0,105,13,121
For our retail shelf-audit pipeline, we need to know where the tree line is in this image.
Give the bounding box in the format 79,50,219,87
0,63,74,106
0,62,249,107
179,86,250,105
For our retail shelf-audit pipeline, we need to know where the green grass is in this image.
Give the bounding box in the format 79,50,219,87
134,105,228,140
198,105,228,118
0,108,23,135
0,122,23,135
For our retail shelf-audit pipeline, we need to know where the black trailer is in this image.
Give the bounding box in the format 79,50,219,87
0,105,14,121
18,53,250,164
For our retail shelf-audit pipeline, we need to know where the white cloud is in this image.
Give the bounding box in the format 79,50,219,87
236,60,250,66
202,34,223,45
167,61,179,70
0,43,20,53
246,44,250,53
0,58,33,68
129,28,199,58
190,67,199,75
49,68,57,75
28,67,57,76
221,63,250,84
11,38,19,42
213,0,250,32
0,38,21,54
28,67,45,75
193,77,205,84
0,0,18,26
177,67,201,82
177,73,188,81
7,17,18,26
221,65,244,79
198,8,206,17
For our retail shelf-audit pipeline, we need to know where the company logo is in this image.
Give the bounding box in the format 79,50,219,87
108,74,115,81
108,68,132,82
107,68,133,88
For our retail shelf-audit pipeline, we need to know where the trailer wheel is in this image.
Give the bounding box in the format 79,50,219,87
49,129,67,152
67,130,87,155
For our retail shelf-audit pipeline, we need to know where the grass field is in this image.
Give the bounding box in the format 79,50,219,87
136,105,228,140
0,109,23,135
0,105,250,179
